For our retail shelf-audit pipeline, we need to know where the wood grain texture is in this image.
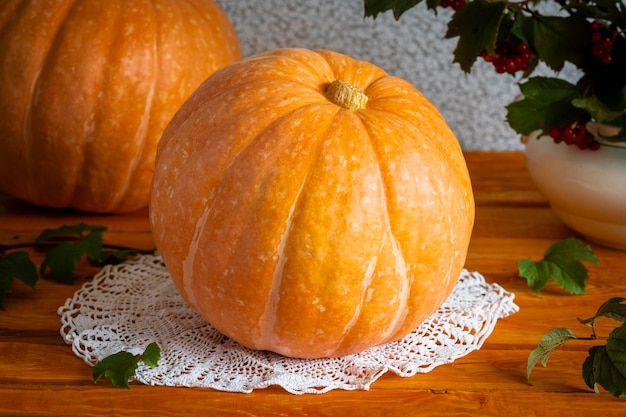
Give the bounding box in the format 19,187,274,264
1,151,625,416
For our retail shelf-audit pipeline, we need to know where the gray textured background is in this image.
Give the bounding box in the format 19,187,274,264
216,1,528,150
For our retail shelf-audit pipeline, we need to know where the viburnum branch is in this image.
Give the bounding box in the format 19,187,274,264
0,223,156,309
364,0,626,148
0,241,154,256
528,297,626,397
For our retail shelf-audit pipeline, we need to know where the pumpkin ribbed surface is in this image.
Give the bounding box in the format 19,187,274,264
150,48,475,358
0,0,241,213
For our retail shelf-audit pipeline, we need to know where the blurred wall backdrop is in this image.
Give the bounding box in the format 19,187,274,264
216,0,526,150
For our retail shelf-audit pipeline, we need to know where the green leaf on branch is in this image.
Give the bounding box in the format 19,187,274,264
572,95,626,125
506,76,580,135
565,0,625,25
527,328,578,380
445,0,506,72
363,0,424,19
0,251,38,309
93,342,161,389
579,297,626,328
532,16,592,71
1,223,154,309
517,237,599,294
529,298,626,397
582,323,626,397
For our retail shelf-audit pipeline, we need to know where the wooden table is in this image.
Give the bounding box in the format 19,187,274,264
1,151,624,416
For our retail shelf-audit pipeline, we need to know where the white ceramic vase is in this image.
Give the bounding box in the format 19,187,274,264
524,124,626,250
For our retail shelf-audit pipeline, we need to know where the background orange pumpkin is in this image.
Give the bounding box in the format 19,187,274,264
0,0,241,213
150,48,475,358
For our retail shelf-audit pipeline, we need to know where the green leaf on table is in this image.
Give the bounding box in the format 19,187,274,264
445,0,506,72
91,249,139,267
579,297,626,328
517,237,599,294
0,251,38,309
582,323,626,397
527,327,578,380
363,0,423,19
36,223,107,243
39,226,105,284
506,76,580,135
93,342,161,389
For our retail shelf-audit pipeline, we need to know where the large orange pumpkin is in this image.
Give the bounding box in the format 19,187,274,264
150,48,475,358
0,0,241,213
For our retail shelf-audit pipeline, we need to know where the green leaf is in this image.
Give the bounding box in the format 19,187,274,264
517,237,599,294
445,0,506,72
579,297,626,328
39,229,104,284
572,96,626,125
39,243,84,284
532,16,592,71
527,328,578,380
517,258,548,292
363,0,423,19
141,342,162,367
91,249,139,267
582,323,626,397
79,229,105,261
565,0,625,25
36,223,107,242
505,100,545,135
93,342,161,389
506,76,581,135
0,251,38,309
518,77,579,102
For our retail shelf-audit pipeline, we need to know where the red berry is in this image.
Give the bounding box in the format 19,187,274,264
488,40,533,75
506,59,518,73
562,127,575,144
602,52,613,65
592,45,604,57
549,127,561,139
592,32,603,43
480,49,494,62
574,125,586,139
600,37,614,49
495,64,507,73
493,54,505,66
520,50,531,61
517,42,529,54
451,0,465,11
590,20,603,32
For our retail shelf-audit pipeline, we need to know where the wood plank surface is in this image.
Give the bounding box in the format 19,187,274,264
1,151,625,416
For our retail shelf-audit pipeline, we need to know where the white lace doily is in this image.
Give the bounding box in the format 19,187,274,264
58,255,518,394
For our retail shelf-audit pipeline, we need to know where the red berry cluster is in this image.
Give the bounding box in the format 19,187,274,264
549,125,601,150
439,0,465,11
480,41,531,74
590,20,614,65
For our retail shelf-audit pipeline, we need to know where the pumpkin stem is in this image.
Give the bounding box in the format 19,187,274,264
326,80,368,110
